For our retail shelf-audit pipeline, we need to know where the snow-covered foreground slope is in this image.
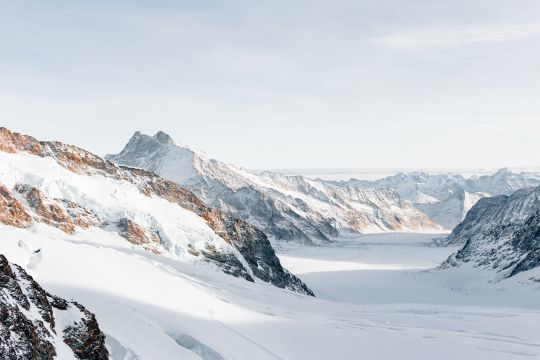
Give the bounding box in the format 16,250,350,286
108,132,441,244
328,170,540,229
2,228,540,359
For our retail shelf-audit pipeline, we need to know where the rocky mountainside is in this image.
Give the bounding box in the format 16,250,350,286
0,127,312,295
107,131,441,244
328,170,540,229
442,186,540,278
0,254,109,359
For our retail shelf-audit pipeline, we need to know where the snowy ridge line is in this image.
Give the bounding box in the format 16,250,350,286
107,131,441,245
328,169,540,229
0,127,313,295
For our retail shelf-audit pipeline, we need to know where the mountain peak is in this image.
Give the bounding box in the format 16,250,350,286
494,167,511,176
127,130,175,146
153,131,173,144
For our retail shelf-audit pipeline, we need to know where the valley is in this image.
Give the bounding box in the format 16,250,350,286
0,127,538,359
2,228,539,359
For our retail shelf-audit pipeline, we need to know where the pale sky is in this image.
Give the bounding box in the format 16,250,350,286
1,1,539,170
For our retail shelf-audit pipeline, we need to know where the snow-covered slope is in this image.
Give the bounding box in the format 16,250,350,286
0,127,311,295
107,132,441,244
1,226,539,359
442,186,540,278
0,254,108,359
328,170,540,229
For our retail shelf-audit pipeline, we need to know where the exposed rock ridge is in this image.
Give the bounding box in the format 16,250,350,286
441,186,540,279
0,254,109,359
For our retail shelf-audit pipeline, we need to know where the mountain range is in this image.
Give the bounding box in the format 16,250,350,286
107,131,442,244
328,169,540,229
0,127,312,295
0,127,539,359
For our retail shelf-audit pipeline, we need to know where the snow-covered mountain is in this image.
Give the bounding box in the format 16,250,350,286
0,254,109,359
0,127,312,295
328,170,540,229
1,128,539,359
107,131,441,244
442,185,540,278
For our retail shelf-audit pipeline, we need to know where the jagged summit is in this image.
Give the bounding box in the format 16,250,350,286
153,130,174,144
121,130,191,153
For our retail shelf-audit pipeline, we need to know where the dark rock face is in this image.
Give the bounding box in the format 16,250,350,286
510,212,540,276
0,255,57,360
442,186,540,278
446,195,509,245
62,301,109,360
0,127,314,296
200,246,254,282
200,209,314,295
0,255,109,359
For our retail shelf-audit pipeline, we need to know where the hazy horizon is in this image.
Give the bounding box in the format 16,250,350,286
2,1,539,169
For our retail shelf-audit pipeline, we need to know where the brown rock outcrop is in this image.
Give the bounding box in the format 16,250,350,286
14,185,76,234
117,218,160,245
0,184,32,228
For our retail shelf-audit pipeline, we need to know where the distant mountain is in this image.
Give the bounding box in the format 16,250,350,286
442,186,540,278
0,127,312,295
0,254,109,359
328,170,540,229
107,131,441,244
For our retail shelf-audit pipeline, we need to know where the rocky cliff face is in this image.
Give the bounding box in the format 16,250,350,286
0,127,313,296
0,254,109,359
107,131,441,244
442,186,540,278
329,170,540,229
0,184,32,228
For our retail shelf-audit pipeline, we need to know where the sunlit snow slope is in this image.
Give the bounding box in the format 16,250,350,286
0,127,311,295
2,228,540,359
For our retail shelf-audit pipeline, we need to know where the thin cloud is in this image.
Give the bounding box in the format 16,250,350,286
373,23,540,50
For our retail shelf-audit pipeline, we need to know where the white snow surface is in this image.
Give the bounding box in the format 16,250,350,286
1,225,539,359
0,150,244,263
